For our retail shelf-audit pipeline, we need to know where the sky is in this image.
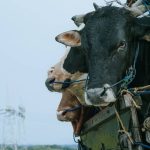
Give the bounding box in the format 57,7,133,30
0,0,125,145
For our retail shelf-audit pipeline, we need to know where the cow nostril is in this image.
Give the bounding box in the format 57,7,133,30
48,78,55,84
62,110,67,116
45,78,55,87
100,88,107,97
55,36,59,42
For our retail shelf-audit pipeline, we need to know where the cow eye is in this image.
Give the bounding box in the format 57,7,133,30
117,40,126,52
119,40,126,48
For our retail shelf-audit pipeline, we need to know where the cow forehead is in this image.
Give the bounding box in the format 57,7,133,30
85,6,129,29
81,7,131,49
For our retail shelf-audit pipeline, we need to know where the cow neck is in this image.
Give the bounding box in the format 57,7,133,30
130,40,150,88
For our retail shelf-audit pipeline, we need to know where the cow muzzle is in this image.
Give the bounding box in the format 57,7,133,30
56,109,74,122
45,78,55,91
57,111,69,121
85,84,116,106
45,78,71,92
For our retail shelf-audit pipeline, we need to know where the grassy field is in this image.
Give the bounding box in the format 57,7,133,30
26,145,76,150
0,145,77,150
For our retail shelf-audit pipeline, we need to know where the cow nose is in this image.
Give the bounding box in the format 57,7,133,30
85,88,104,106
55,36,59,42
85,84,116,106
45,78,55,91
56,111,67,121
45,77,55,85
71,16,76,21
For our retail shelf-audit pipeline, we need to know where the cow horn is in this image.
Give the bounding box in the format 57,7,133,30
93,2,100,10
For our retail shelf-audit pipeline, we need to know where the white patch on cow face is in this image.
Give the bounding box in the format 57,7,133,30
60,47,72,76
104,84,116,103
85,92,93,105
78,23,85,31
85,84,116,106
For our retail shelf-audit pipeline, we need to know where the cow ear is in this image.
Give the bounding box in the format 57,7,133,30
55,31,81,47
93,2,99,10
134,17,150,42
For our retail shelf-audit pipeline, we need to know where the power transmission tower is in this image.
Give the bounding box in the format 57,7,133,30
0,105,26,150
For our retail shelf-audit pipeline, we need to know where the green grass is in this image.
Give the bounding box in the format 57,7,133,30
0,145,76,150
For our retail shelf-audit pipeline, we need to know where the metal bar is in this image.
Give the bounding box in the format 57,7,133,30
80,106,116,135
80,105,130,135
130,106,143,150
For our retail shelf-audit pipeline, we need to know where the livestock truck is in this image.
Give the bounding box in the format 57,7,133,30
78,94,150,150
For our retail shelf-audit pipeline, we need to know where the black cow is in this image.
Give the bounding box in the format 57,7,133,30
55,6,150,107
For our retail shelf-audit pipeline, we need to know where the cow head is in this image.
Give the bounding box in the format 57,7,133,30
57,90,81,122
45,48,88,105
45,46,88,93
46,61,71,92
55,6,150,106
56,90,82,135
57,90,99,135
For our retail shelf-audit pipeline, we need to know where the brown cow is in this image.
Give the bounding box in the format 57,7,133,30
57,90,99,135
47,59,88,105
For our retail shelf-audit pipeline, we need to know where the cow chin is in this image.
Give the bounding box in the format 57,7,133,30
85,84,116,106
51,83,63,92
46,83,63,92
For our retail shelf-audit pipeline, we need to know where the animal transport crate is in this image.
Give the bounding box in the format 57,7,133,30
79,96,144,150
